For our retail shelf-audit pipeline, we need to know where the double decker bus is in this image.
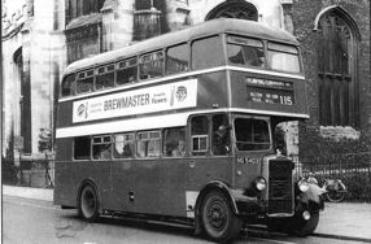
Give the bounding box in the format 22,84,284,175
54,18,324,242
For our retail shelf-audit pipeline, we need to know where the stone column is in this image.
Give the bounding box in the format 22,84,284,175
280,0,300,172
133,1,161,41
281,0,294,34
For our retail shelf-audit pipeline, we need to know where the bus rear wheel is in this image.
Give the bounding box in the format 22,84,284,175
201,190,242,243
78,184,99,222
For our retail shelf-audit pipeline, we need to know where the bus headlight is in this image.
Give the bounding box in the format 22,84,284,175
298,180,309,192
254,177,267,191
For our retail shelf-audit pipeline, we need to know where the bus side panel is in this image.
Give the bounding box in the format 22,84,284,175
54,138,74,206
108,157,232,217
56,102,72,128
186,156,233,196
54,139,111,208
196,71,229,109
54,161,111,208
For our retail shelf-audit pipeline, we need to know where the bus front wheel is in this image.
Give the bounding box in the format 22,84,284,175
78,184,99,222
201,190,242,242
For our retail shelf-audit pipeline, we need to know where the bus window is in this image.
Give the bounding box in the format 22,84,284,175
74,136,91,160
117,58,137,85
191,116,209,155
267,42,300,73
163,127,186,157
113,133,134,158
166,43,189,75
92,135,112,160
139,51,164,80
61,74,75,97
76,70,94,94
191,36,224,70
234,118,270,151
96,64,114,90
212,114,230,155
136,130,161,158
227,35,265,67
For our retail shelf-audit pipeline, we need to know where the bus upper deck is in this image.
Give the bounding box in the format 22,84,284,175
57,18,308,136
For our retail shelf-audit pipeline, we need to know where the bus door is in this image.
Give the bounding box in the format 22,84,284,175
185,114,234,209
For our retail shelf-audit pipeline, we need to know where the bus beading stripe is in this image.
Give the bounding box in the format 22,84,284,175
56,108,309,138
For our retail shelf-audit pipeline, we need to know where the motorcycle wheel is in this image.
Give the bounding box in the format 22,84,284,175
326,190,345,202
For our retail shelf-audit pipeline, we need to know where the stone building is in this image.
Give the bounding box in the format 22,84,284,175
2,0,370,185
1,0,65,162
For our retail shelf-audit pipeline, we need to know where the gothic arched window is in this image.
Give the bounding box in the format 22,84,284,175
205,0,258,21
316,7,360,127
67,0,105,23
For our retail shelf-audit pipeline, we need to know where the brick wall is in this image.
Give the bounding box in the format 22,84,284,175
291,0,371,159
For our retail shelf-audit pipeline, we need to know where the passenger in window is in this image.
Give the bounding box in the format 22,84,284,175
213,125,230,155
172,140,185,157
94,144,111,159
101,145,111,159
129,76,136,83
122,144,133,157
243,47,264,67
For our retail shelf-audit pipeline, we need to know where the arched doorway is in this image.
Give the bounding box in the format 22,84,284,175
205,0,258,21
315,6,360,127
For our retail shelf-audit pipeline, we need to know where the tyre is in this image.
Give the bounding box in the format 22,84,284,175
78,184,99,222
201,190,242,243
326,190,345,202
289,211,320,236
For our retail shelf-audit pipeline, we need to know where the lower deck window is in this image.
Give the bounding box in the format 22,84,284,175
192,135,208,153
235,118,270,151
191,116,209,155
74,136,91,160
163,127,186,157
92,135,112,160
114,133,135,158
136,130,161,158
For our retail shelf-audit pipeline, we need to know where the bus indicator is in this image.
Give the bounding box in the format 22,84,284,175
246,78,294,105
248,88,294,105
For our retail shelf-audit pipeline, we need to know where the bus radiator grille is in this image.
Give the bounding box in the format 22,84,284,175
268,160,293,214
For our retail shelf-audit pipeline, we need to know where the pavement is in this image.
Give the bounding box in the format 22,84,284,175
2,185,371,242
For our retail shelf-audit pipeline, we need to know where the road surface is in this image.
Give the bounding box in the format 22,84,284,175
3,195,368,244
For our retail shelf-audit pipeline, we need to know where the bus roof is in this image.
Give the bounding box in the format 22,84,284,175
65,18,299,75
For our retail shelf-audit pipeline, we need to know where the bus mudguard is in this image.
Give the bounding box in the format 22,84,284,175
296,182,325,211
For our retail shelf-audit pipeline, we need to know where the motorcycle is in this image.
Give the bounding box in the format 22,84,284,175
306,173,347,202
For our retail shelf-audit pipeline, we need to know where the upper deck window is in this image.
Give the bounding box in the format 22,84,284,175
267,42,300,73
166,43,189,75
61,74,76,97
117,58,138,85
139,51,164,80
227,36,265,68
76,70,94,94
95,64,115,90
234,118,270,151
192,36,224,70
